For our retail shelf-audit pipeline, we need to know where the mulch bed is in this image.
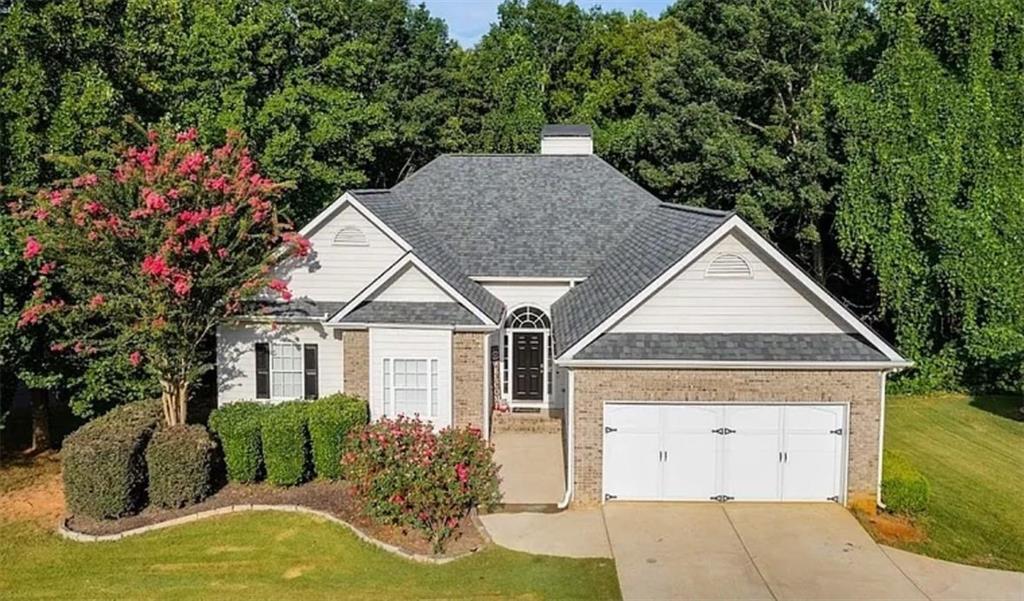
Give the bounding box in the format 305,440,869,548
66,480,486,557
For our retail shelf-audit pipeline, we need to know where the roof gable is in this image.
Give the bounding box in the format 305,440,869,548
555,214,908,364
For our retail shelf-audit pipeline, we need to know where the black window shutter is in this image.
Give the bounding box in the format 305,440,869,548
303,344,319,400
255,343,270,399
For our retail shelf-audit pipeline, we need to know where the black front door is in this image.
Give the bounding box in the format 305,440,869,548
512,332,544,401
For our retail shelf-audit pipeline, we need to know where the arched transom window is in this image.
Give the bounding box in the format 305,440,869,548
506,305,551,330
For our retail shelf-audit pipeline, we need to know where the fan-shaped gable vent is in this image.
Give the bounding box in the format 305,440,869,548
705,253,753,279
333,226,368,247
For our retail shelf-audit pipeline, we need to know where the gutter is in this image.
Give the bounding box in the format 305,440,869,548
555,359,915,370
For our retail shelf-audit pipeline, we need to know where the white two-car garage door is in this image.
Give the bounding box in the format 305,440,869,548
602,403,846,502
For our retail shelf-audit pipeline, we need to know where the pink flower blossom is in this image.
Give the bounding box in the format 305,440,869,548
268,278,292,302
204,176,229,192
188,235,211,254
172,273,192,297
217,247,230,260
282,232,311,257
34,208,49,221
175,128,197,143
49,190,66,206
455,463,469,484
23,236,42,260
39,261,56,275
73,173,99,188
176,151,206,177
141,255,170,278
89,294,105,309
84,201,104,215
143,188,170,212
129,351,143,366
50,342,66,352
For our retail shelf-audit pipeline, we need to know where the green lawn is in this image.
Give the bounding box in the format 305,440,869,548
0,454,619,600
883,392,1024,571
0,512,620,600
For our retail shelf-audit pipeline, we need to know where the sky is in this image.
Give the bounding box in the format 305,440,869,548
421,0,675,47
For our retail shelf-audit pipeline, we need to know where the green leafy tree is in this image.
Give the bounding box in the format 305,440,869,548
836,0,1024,391
13,129,310,425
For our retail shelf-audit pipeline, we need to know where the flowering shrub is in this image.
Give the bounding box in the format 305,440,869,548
11,128,312,426
342,416,501,553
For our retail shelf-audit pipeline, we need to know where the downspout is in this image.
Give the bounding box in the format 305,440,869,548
876,369,889,509
557,369,574,509
483,332,491,441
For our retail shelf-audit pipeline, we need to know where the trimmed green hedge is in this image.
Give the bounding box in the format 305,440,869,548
208,402,266,483
261,401,310,486
308,394,368,479
145,425,218,509
882,451,930,515
62,400,163,519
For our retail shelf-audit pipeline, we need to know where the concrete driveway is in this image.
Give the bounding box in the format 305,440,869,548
602,503,1023,601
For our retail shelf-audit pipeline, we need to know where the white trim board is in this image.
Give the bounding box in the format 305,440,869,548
558,215,908,364
327,253,497,327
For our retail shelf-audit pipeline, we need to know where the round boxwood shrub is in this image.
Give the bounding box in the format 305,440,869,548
261,401,310,486
208,402,266,483
145,425,218,509
882,451,930,515
62,399,163,519
307,394,368,480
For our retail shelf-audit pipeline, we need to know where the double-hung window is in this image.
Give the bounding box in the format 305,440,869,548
255,342,318,400
382,358,439,419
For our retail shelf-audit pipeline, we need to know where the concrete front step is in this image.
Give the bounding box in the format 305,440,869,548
491,410,564,434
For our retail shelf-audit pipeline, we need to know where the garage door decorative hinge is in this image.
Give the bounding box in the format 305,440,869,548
605,493,618,501
827,496,840,502
710,495,734,503
829,428,843,435
711,427,737,435
604,426,618,434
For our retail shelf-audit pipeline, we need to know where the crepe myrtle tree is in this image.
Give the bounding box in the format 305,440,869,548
11,129,310,426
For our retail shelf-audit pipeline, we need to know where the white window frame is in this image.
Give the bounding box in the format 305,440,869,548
381,357,440,419
270,343,304,400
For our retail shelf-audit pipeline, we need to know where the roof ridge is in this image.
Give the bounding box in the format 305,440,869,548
657,202,733,217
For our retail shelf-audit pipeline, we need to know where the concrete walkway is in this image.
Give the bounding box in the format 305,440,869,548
478,509,612,558
481,501,1023,601
882,545,1024,601
491,431,565,505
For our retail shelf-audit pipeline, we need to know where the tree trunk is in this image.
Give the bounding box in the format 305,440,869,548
160,378,189,426
29,389,50,452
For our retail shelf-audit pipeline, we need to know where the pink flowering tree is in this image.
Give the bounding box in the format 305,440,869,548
12,129,310,426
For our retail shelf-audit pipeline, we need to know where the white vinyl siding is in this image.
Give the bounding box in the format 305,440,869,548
480,281,573,314
370,263,454,303
272,204,404,303
369,328,452,427
611,232,852,334
216,323,343,405
540,136,593,155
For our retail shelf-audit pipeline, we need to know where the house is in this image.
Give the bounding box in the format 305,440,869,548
216,125,910,509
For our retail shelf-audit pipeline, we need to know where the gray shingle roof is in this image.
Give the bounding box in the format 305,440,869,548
349,190,504,324
391,155,661,277
249,298,347,319
551,203,731,355
575,333,887,362
338,301,482,326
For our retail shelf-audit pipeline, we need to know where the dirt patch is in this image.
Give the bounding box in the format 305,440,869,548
0,462,64,526
856,510,927,545
66,480,486,558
